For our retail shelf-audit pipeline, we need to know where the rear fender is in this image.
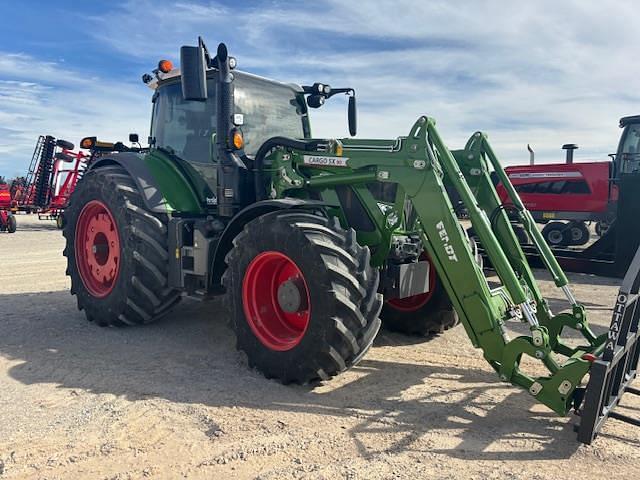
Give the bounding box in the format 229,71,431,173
89,154,170,213
88,153,203,214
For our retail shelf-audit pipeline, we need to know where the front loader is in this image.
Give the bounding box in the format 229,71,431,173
63,39,639,443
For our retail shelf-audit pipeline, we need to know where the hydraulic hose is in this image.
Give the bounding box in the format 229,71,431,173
253,137,324,201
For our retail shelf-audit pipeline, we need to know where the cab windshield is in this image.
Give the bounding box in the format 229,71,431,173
150,73,307,163
619,124,640,174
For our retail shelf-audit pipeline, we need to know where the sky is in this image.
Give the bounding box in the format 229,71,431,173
1,0,638,178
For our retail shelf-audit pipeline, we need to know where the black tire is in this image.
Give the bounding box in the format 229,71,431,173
223,211,383,384
6,215,17,233
63,165,180,326
7,215,16,233
381,234,485,337
567,221,590,246
54,152,75,163
380,255,458,336
511,224,530,244
55,139,74,150
56,214,65,230
541,221,570,247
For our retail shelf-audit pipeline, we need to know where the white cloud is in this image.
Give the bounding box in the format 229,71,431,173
2,0,639,177
0,52,150,176
86,0,639,162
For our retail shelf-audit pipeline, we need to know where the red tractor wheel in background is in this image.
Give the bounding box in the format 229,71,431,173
224,211,382,384
63,165,180,326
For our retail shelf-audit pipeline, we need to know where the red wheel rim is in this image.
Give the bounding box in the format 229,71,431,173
74,200,121,298
242,251,311,351
386,255,436,313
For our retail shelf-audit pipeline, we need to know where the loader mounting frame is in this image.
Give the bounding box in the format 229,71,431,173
269,116,621,430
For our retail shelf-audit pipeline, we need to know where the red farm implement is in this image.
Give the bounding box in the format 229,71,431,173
20,135,89,228
0,182,17,233
496,115,640,277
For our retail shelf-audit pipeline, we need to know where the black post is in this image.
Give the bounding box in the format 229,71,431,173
215,43,246,217
562,144,578,164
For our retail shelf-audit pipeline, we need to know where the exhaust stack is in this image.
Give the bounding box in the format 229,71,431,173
562,143,578,164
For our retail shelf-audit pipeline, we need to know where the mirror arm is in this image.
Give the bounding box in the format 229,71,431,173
325,88,354,99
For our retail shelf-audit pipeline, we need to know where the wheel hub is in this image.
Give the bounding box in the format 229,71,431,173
74,200,121,298
548,230,564,244
277,277,308,313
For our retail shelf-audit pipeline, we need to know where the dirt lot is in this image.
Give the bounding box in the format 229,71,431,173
0,215,638,479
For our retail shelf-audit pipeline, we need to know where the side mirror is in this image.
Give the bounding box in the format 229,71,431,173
348,95,357,137
129,133,139,143
180,45,207,101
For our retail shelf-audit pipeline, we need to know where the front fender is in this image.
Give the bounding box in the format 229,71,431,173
210,198,329,287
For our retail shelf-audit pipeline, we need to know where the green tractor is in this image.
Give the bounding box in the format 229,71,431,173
64,39,640,443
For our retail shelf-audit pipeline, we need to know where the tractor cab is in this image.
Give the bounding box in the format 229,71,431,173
144,41,355,215
149,70,310,161
616,115,640,175
147,69,310,205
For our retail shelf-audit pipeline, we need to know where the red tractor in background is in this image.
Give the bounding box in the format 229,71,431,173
19,135,89,228
496,115,640,277
0,181,17,233
502,155,615,246
498,115,640,246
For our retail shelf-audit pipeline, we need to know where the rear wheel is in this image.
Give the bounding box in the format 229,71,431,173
541,221,570,247
223,211,382,384
380,255,458,336
63,165,180,326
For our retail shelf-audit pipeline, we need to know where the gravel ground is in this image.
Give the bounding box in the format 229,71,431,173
0,214,638,479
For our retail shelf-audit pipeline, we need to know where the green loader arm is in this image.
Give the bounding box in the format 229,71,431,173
269,116,606,415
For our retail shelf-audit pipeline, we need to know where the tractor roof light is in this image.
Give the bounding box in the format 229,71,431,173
158,59,173,73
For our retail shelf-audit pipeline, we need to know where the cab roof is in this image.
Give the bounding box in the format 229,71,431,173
146,67,303,94
619,115,640,127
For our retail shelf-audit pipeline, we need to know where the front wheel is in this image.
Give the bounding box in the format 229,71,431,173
223,211,382,384
380,255,458,336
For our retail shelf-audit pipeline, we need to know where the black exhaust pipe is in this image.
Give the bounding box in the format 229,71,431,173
562,143,578,164
215,43,246,217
